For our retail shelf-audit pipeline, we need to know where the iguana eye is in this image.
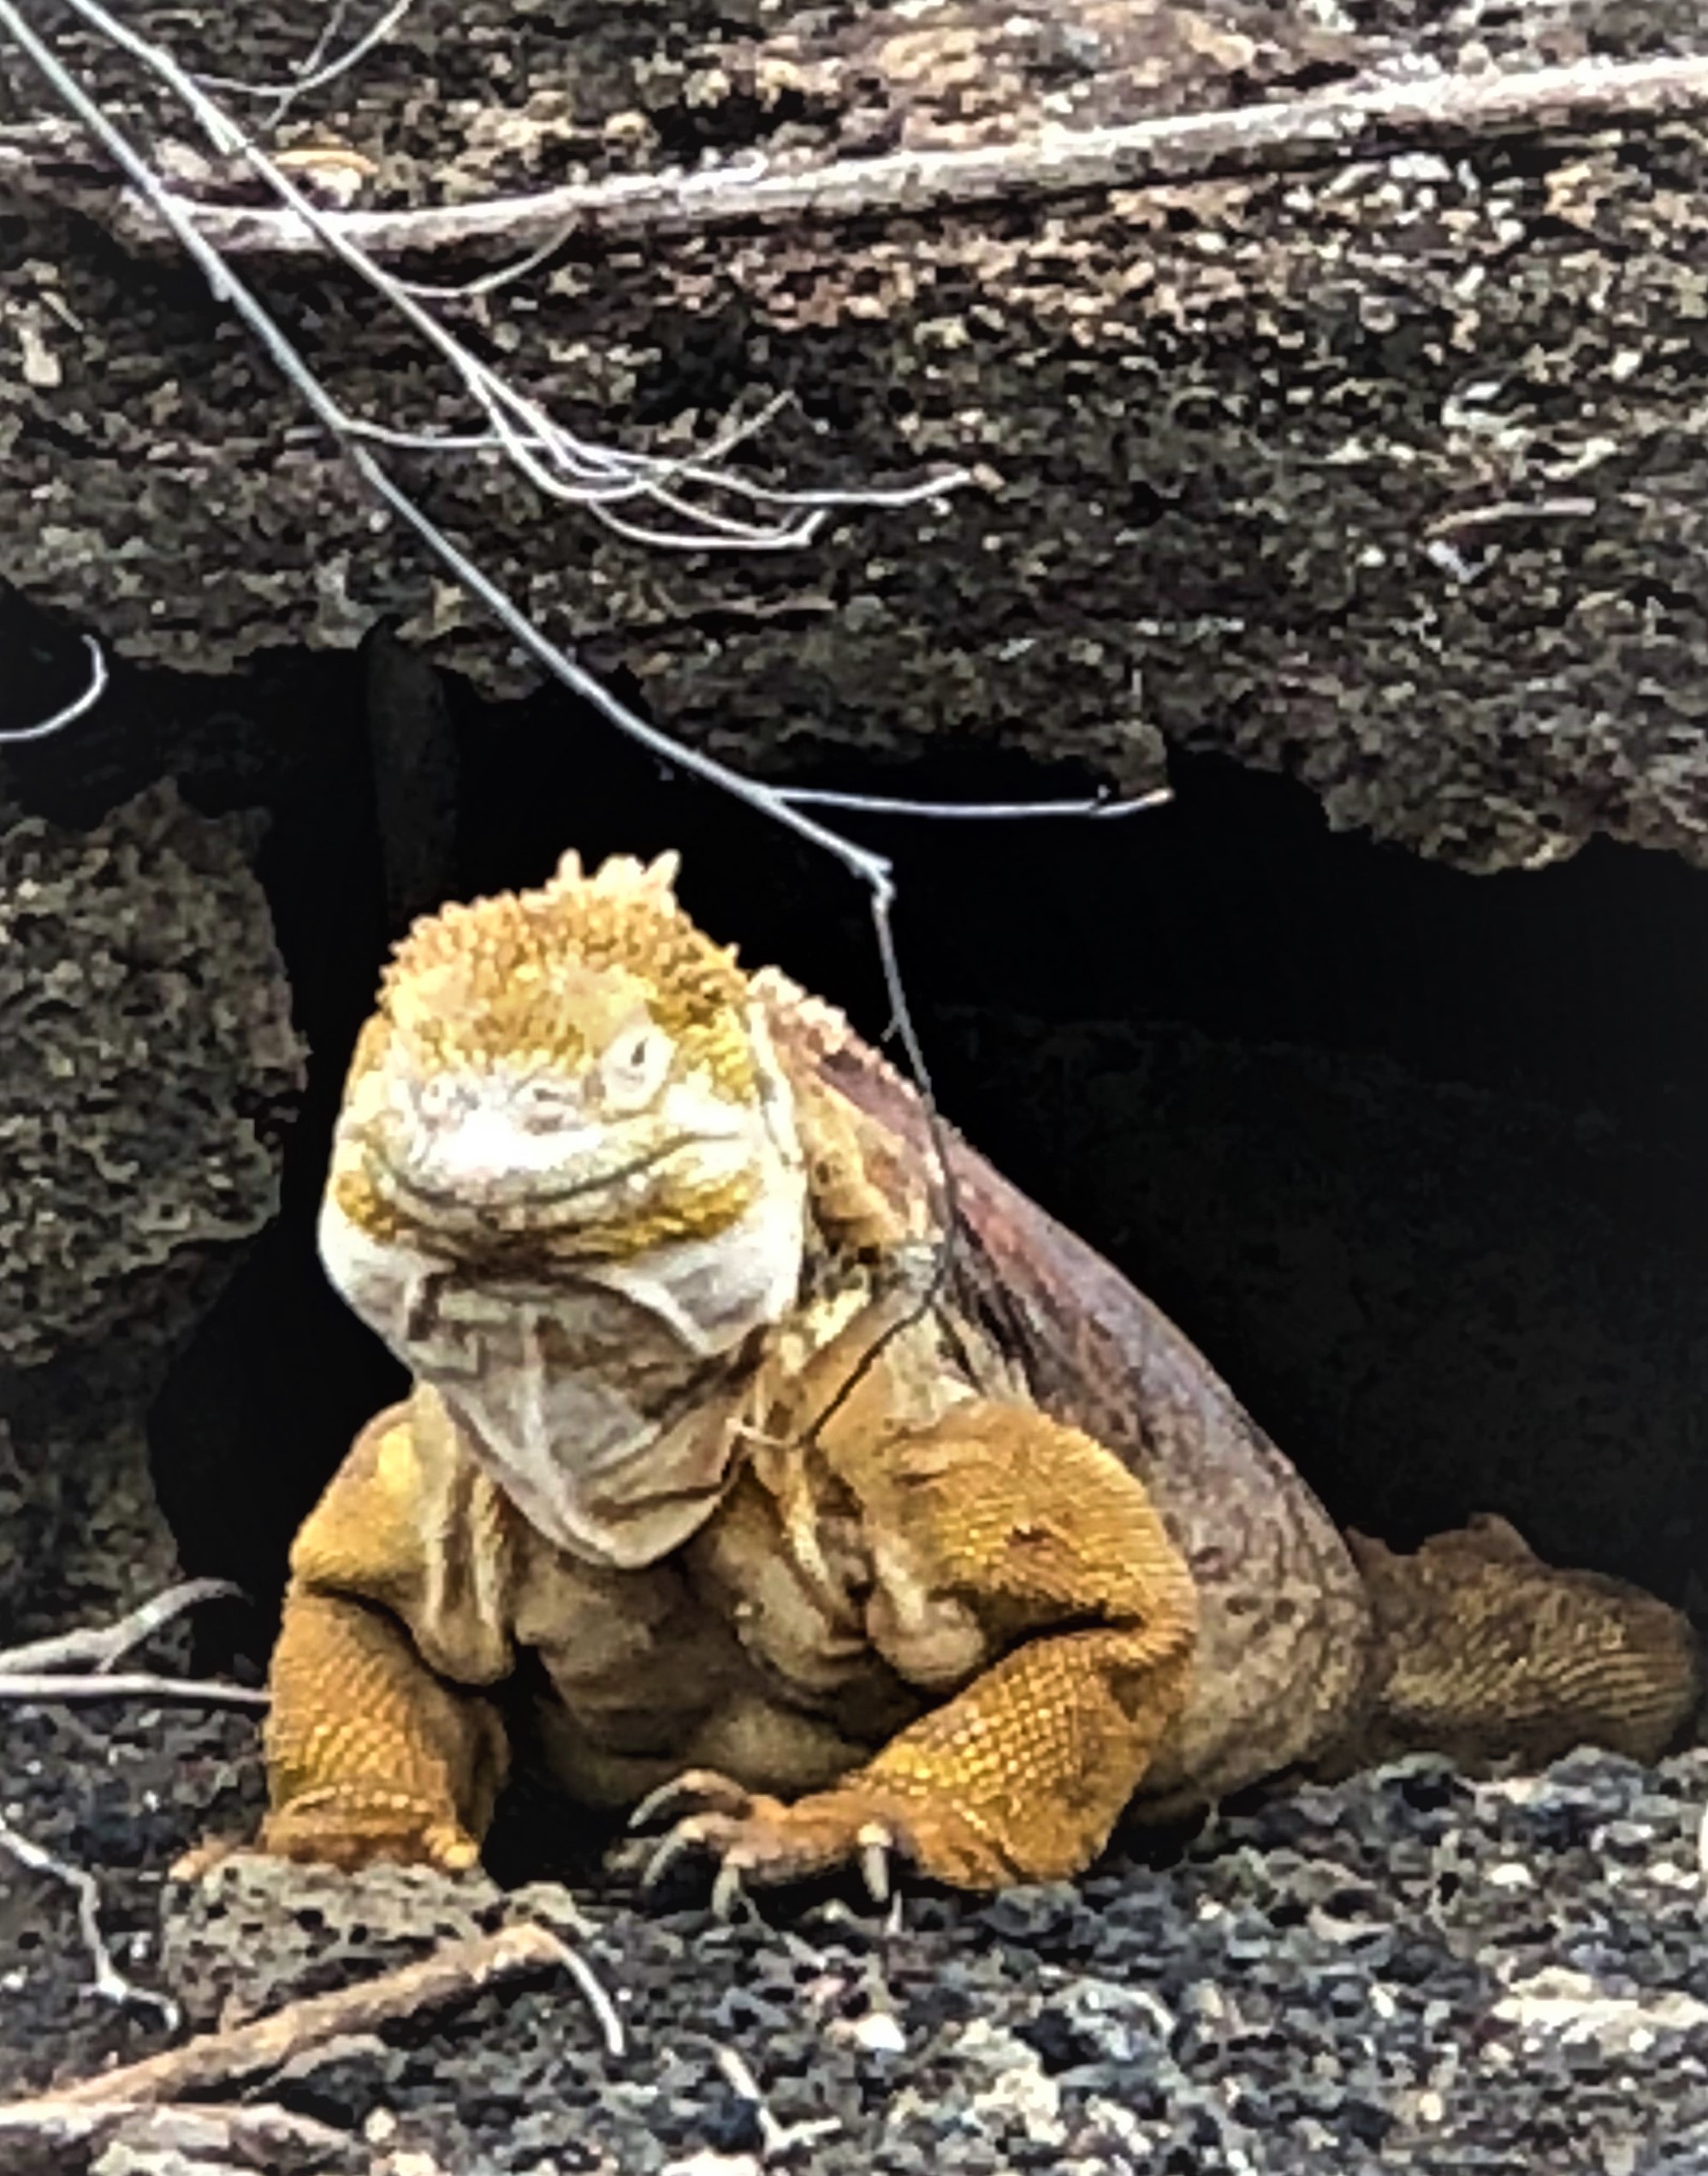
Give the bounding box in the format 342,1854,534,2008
598,1019,672,1112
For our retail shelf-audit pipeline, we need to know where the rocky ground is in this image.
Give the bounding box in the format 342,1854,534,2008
3,1687,1708,2173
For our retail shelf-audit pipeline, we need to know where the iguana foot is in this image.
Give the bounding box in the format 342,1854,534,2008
256,1788,483,1874
629,1765,1030,1909
630,1769,903,1915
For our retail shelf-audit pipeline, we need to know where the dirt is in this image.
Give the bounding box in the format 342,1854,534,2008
4,1682,1708,2173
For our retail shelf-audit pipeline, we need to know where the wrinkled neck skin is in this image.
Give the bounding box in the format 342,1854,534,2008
318,1006,809,1570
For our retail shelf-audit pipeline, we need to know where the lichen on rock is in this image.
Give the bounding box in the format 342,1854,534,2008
0,781,305,1633
3,1,1708,871
0,780,304,1367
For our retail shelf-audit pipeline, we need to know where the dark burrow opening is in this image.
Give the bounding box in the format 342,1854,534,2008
9,609,1707,1659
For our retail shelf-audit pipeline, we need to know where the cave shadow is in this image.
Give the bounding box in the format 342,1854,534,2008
9,635,1699,1639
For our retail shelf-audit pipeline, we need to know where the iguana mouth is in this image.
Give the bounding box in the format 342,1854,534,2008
371,1132,745,1234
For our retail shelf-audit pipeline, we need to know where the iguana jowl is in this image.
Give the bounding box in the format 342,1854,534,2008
260,850,1701,1894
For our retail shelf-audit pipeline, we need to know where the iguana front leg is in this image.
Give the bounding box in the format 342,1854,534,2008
638,1402,1199,1896
262,1587,507,1871
258,1395,514,1872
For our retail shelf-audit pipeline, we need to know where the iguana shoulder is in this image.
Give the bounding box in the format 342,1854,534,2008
751,964,1377,1805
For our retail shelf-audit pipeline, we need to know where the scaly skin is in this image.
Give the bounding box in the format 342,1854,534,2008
256,851,1702,1894
267,1387,1199,1888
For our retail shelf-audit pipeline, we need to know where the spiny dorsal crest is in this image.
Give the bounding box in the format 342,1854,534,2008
376,850,754,1091
549,847,681,905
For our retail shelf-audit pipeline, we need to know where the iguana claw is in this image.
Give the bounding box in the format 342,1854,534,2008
632,1768,900,1910
629,1768,755,1833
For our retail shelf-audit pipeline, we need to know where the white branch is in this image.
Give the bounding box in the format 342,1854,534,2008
713,2043,842,2158
0,0,901,886
34,0,965,554
0,1814,178,2025
194,0,414,106
0,1672,268,1708
0,633,106,743
779,784,1175,821
0,1580,243,1676
88,50,1708,260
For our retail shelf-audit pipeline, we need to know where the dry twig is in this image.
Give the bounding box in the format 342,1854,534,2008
43,1922,621,2107
30,0,965,554
80,50,1708,259
780,784,1175,822
0,0,906,886
0,1579,242,1675
0,2096,352,2176
0,631,107,744
196,0,413,111
0,1670,268,1708
0,1813,177,2025
713,2043,842,2158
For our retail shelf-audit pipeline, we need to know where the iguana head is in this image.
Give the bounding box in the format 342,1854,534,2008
328,849,795,1267
318,851,812,1567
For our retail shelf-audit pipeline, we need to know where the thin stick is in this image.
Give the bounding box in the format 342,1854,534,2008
45,1922,620,2105
0,0,898,901
0,633,107,743
778,785,1174,821
0,1580,243,1676
1427,495,1599,537
0,1671,268,1708
196,0,414,107
46,0,966,552
85,50,1708,259
713,2043,842,2156
0,1815,177,2025
0,2096,352,2174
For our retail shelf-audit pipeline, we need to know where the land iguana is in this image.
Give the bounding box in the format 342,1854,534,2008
258,850,1701,1898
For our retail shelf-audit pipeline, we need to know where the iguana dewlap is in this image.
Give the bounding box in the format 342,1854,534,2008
261,851,1701,1893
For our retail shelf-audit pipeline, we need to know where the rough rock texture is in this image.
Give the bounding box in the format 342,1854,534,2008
0,784,305,1635
7,1697,1708,2173
160,1858,512,2031
0,1699,263,2101
3,2,1708,870
0,783,304,1371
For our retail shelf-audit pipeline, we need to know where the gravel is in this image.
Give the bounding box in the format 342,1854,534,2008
3,1700,1707,2174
